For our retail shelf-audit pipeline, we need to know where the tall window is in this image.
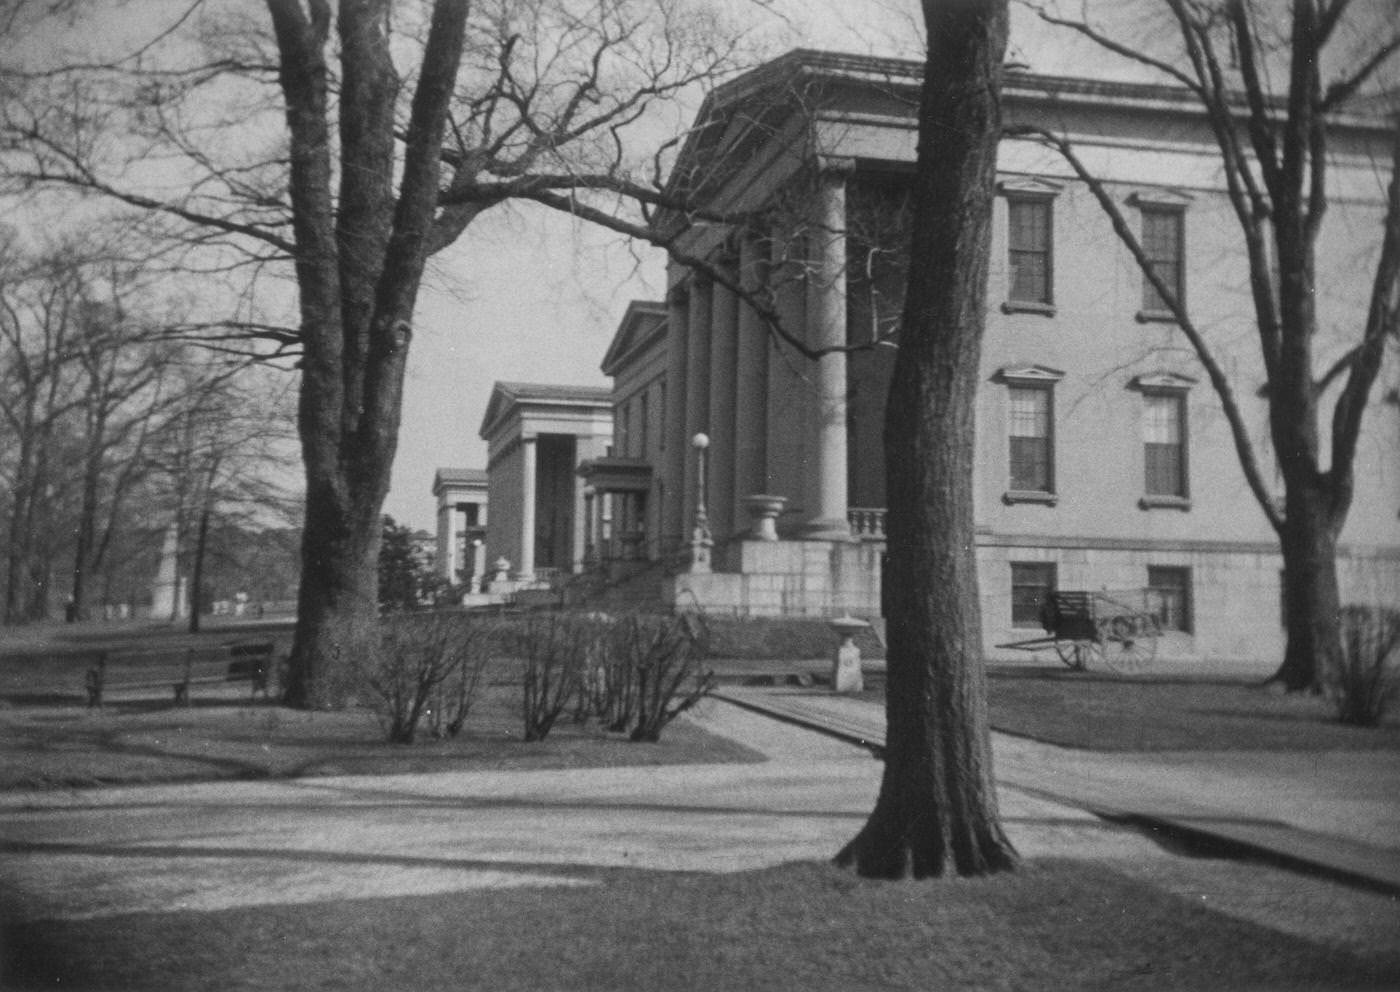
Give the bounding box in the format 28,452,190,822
1143,392,1187,498
1147,566,1192,632
1007,198,1052,306
638,389,649,457
1011,562,1056,628
1009,386,1053,493
1141,206,1184,312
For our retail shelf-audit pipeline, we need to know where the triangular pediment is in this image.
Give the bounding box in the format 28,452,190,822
994,364,1065,386
601,300,667,376
478,383,514,440
1130,372,1197,391
997,176,1062,198
1127,187,1193,209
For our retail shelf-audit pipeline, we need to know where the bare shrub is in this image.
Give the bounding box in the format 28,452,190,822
508,611,611,742
596,618,641,732
362,611,497,744
425,618,498,740
619,611,715,743
1327,605,1400,727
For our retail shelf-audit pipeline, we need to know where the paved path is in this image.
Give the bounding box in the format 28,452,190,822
717,686,1400,893
3,688,1397,927
0,701,1155,923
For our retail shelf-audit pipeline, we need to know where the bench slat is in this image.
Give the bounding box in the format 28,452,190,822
86,642,274,707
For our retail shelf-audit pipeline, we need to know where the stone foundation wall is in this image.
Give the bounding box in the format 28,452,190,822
665,539,883,617
662,536,1400,671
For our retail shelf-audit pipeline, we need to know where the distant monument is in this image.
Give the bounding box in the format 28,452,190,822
149,526,185,620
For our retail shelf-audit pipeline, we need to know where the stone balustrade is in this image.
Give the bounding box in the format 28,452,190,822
847,508,887,540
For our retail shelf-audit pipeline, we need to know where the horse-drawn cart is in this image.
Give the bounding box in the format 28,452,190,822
999,590,1161,673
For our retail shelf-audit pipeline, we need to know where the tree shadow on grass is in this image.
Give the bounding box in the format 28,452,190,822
4,859,1397,992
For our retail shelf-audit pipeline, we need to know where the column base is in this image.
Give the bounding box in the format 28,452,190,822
799,517,854,542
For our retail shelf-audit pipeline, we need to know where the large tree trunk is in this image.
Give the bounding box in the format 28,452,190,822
270,0,467,709
837,0,1017,879
1273,482,1343,691
282,441,389,709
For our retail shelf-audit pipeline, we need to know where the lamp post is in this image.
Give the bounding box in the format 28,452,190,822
688,432,713,574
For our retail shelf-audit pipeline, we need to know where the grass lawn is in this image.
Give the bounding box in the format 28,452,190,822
5,859,1397,992
0,680,762,791
931,667,1400,752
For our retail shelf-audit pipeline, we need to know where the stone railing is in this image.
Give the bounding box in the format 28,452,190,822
847,507,887,540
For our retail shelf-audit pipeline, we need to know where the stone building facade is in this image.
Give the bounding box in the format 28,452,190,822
582,49,1400,669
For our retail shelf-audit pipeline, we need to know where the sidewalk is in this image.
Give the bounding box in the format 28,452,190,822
2,687,1396,928
716,685,1400,894
0,701,1147,924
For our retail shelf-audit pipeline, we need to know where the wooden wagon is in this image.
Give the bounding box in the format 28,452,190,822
998,590,1161,673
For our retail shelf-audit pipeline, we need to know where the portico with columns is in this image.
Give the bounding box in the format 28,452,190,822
479,382,613,585
654,165,868,557
431,468,489,590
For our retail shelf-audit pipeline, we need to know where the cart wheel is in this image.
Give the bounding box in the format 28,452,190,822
1053,638,1097,671
1097,616,1158,673
1052,638,1081,669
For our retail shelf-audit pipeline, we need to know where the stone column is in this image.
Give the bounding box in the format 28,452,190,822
708,247,740,545
682,275,713,535
517,436,537,581
583,487,597,565
803,159,853,541
734,230,770,532
470,540,487,593
600,491,613,557
662,282,690,554
436,502,459,581
766,232,808,517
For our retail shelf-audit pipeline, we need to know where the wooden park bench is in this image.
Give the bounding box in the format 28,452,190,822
85,641,275,708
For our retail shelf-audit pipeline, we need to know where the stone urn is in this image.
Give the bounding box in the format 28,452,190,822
742,494,788,542
827,614,870,693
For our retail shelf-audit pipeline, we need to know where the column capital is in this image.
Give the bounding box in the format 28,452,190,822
667,280,690,306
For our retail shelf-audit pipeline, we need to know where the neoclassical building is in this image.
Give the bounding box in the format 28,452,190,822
431,468,488,588
572,49,1400,668
478,381,613,582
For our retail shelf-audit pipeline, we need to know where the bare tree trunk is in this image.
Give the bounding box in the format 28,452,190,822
837,0,1017,880
282,447,388,708
271,0,467,709
187,455,222,635
4,436,36,623
1274,483,1343,690
70,416,106,623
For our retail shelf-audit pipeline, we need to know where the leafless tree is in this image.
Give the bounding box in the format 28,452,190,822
0,237,188,622
836,0,1019,879
0,224,289,624
1014,0,1400,689
2,0,762,706
150,366,297,631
